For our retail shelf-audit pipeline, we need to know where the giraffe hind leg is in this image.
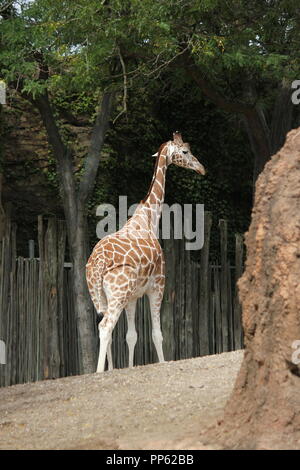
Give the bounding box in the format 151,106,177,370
97,267,138,373
97,312,121,373
125,300,137,368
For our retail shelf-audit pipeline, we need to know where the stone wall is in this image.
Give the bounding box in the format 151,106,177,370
1,95,91,253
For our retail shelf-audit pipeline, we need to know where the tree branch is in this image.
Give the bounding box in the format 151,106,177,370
32,91,78,247
78,91,115,206
113,48,128,124
182,52,253,115
270,79,294,155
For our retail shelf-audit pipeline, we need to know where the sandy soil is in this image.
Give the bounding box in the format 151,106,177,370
0,350,243,450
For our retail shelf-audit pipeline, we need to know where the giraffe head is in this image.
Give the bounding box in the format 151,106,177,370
153,132,206,175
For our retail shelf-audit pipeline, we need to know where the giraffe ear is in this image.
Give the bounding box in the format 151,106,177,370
152,152,158,157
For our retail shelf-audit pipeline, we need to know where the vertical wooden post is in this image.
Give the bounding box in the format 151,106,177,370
199,211,212,356
161,234,176,361
219,219,229,352
185,246,193,358
179,238,186,358
38,217,61,379
30,258,39,382
234,233,244,349
28,240,35,259
227,261,234,351
213,266,222,353
193,263,200,357
174,238,181,360
57,220,66,377
37,215,45,380
0,214,11,386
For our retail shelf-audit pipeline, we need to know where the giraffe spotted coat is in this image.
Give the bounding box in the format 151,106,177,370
86,132,205,372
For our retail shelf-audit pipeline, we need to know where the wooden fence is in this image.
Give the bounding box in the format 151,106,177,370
112,213,244,367
0,213,244,387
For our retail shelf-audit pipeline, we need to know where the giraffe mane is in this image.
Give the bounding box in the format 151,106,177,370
141,142,167,203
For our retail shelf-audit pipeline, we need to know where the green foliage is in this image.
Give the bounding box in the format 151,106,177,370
86,77,252,261
0,104,4,172
103,0,300,107
1,0,299,261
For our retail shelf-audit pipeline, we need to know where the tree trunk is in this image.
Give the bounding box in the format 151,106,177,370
243,107,271,186
183,53,295,186
0,104,6,240
72,213,97,374
71,92,114,373
270,80,294,155
213,128,300,449
0,173,6,240
32,90,114,374
243,83,294,185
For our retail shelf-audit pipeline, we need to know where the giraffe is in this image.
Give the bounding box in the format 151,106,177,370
86,132,206,372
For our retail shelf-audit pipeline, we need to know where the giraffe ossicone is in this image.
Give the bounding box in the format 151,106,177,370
86,132,206,373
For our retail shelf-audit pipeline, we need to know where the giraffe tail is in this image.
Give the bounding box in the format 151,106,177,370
86,256,107,316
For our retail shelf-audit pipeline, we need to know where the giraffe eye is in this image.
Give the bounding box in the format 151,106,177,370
183,150,188,154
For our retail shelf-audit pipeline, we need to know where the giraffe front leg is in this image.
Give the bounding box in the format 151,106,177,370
147,290,165,363
125,300,137,368
107,339,113,371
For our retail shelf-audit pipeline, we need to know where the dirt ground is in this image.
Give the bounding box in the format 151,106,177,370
0,350,243,450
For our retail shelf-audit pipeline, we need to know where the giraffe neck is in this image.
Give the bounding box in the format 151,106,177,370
142,145,168,235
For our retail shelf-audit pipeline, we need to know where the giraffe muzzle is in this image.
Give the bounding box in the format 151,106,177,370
194,162,206,176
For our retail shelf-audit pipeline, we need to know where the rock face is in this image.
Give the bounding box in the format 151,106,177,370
2,99,61,248
218,128,300,449
1,97,91,253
